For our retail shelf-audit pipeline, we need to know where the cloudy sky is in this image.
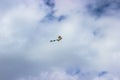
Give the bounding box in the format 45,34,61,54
0,0,120,80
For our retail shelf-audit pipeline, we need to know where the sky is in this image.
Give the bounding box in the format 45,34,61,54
0,0,120,80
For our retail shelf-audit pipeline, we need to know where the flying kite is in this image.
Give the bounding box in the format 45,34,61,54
50,36,62,42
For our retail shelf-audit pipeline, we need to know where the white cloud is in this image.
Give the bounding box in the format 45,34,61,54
0,0,47,53
0,0,120,80
94,73,119,80
17,70,79,80
17,70,120,80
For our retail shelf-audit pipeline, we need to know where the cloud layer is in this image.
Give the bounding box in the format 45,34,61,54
17,70,119,80
0,0,120,80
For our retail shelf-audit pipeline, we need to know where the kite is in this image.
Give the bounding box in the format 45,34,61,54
50,36,62,42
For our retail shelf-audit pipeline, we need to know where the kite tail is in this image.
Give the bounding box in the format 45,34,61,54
50,40,57,42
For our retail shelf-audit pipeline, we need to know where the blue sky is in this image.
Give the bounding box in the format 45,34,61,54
0,0,120,80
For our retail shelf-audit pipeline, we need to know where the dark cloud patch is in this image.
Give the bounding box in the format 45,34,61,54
44,11,55,21
87,0,120,17
93,28,104,38
58,15,66,22
98,71,108,77
66,67,81,76
87,2,110,17
41,11,66,22
42,0,67,22
44,0,55,9
41,11,57,22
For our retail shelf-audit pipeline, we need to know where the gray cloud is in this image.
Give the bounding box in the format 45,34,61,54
17,69,119,80
87,0,120,17
0,0,120,80
44,0,55,9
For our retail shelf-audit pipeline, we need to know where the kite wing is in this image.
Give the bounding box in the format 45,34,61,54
57,36,62,41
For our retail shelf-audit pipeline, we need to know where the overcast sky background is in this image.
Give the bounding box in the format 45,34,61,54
0,0,120,80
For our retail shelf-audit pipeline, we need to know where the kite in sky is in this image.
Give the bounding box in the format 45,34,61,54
50,36,62,42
